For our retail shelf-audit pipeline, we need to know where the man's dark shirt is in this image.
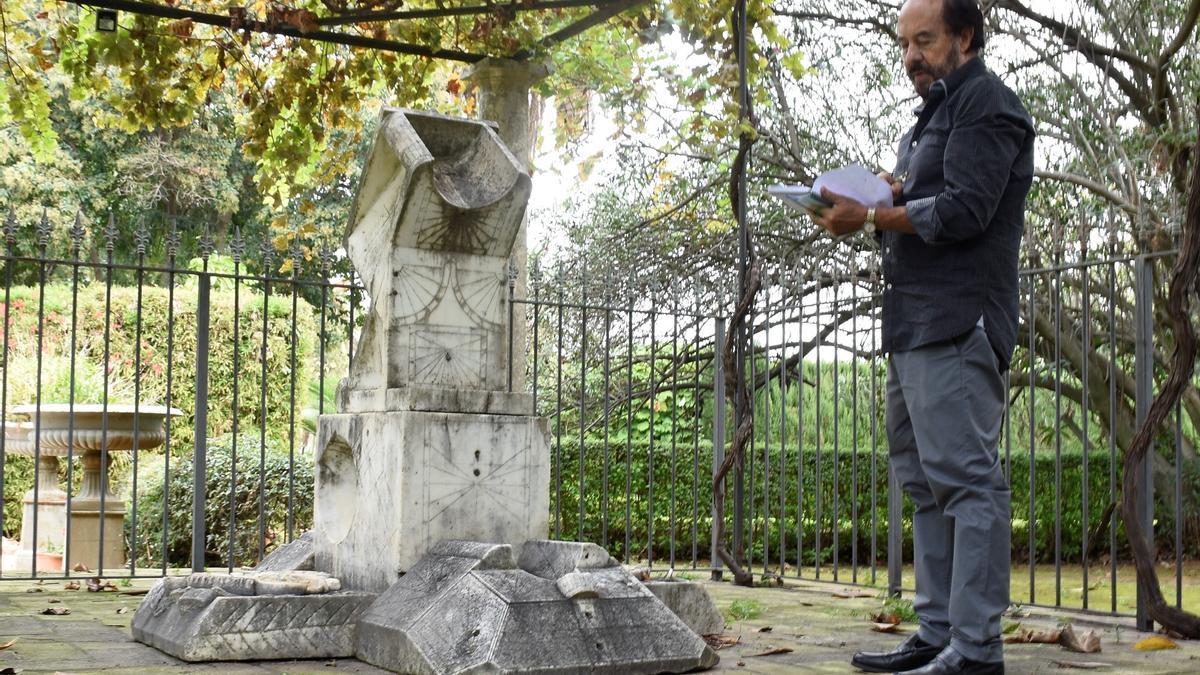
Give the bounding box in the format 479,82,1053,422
883,56,1035,371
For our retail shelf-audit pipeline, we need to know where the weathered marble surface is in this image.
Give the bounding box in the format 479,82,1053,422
131,572,374,662
253,531,315,573
341,109,530,400
313,412,550,592
645,579,727,636
355,540,719,675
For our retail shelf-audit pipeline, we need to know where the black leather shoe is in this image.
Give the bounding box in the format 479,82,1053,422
850,634,943,673
896,646,1004,674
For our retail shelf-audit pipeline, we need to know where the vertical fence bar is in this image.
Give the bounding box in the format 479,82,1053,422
1080,265,1090,609
625,295,634,564
130,224,147,577
1053,260,1063,606
692,291,702,569
1027,274,1037,604
257,247,272,563
66,216,83,574
1175,400,1183,609
1107,256,1118,613
577,271,588,543
670,289,679,569
778,280,788,576
229,244,242,572
1133,254,1154,631
760,280,771,575
815,285,823,578
32,214,48,577
192,270,211,573
162,223,179,574
711,317,726,580
98,217,116,575
648,304,657,566
601,279,612,551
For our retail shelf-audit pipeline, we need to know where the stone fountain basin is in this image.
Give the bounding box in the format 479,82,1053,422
10,404,182,451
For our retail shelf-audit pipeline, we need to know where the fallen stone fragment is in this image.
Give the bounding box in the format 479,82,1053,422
1053,660,1111,669
39,607,70,615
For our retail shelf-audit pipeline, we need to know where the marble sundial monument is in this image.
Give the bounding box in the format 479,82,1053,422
132,107,718,674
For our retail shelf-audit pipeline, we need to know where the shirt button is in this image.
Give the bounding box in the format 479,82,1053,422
885,247,891,254
910,141,917,148
886,283,893,290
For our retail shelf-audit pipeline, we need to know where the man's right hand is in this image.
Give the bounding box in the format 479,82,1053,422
878,171,903,200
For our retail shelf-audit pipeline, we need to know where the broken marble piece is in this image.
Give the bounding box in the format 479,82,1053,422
132,571,372,662
643,579,727,636
252,531,315,572
354,539,719,674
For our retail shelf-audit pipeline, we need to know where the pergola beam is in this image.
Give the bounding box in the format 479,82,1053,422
317,0,621,28
65,0,647,63
66,0,490,62
510,0,645,60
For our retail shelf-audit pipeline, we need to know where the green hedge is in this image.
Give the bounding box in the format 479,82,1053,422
1,282,325,539
552,439,1192,565
128,434,314,569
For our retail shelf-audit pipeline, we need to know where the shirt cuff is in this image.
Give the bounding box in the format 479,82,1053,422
904,196,939,243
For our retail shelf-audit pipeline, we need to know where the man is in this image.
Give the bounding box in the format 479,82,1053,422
807,1,1034,673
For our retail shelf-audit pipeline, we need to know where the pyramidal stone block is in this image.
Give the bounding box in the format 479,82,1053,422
355,540,719,674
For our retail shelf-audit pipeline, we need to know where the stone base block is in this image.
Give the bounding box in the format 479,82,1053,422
66,507,125,571
355,540,718,674
644,580,726,636
132,573,374,662
314,411,549,592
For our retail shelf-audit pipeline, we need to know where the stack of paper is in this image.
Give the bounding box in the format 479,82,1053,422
769,163,894,212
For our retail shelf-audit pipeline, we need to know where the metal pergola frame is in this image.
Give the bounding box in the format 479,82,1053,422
67,0,645,63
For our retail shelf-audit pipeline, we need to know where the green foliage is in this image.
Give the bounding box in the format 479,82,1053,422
128,434,314,568
552,435,1181,567
878,596,917,623
1,282,321,451
0,280,333,540
725,597,764,621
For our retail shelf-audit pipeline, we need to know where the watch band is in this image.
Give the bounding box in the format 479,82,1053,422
864,207,877,234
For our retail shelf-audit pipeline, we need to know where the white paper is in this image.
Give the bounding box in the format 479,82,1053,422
811,163,893,209
768,163,893,212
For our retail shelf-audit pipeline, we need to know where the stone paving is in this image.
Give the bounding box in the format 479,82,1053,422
1,574,1198,674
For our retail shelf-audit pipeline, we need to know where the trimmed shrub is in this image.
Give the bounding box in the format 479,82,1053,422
128,434,314,569
553,439,1182,565
1,282,330,540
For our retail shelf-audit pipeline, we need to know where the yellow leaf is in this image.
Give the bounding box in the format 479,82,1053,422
1133,636,1178,651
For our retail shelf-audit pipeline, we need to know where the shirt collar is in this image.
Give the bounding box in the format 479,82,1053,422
911,57,987,115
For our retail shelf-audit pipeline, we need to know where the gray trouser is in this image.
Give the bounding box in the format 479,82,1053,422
887,325,1011,663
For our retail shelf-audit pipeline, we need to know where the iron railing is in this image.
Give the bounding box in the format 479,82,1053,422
0,211,1195,629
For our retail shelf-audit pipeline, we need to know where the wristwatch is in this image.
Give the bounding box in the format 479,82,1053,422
863,207,877,234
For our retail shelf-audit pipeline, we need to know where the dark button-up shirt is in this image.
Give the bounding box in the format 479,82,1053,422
882,57,1035,371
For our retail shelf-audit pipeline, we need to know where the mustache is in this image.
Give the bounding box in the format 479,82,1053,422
908,64,932,78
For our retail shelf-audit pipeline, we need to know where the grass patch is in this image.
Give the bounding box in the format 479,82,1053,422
878,596,918,623
725,598,765,622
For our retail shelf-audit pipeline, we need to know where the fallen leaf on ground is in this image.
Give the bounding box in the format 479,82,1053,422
39,607,70,615
63,581,79,590
0,639,15,650
757,626,773,633
1002,621,1022,634
872,622,901,633
47,599,60,604
71,563,90,572
735,661,745,666
1,667,19,674
703,634,741,650
119,589,149,596
24,587,43,593
1053,660,1110,669
748,647,794,657
1133,635,1178,651
116,607,128,614
1006,627,1062,644
101,582,119,592
831,588,876,599
1059,625,1102,653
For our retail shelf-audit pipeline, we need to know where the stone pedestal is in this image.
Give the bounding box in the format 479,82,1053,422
314,408,549,592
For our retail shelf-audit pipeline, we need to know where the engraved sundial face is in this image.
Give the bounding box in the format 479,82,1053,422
421,420,533,548
391,264,446,322
408,326,486,387
453,267,507,328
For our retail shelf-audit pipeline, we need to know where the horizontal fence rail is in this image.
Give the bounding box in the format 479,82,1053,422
1,212,1195,627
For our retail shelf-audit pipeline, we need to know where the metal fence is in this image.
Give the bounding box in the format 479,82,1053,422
1,212,1196,628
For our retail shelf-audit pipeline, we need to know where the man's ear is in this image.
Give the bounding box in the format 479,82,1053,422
958,27,975,55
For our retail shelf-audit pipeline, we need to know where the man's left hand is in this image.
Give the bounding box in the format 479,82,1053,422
808,187,868,237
